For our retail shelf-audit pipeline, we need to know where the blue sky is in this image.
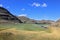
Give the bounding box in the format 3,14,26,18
0,0,60,20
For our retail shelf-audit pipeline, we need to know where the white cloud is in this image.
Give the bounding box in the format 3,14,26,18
42,3,47,7
0,4,3,7
21,8,25,11
18,14,27,16
31,2,40,7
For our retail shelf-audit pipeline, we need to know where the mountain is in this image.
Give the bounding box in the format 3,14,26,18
18,16,55,24
38,20,55,24
18,16,37,24
0,7,55,24
56,19,60,23
0,7,22,23
53,19,60,27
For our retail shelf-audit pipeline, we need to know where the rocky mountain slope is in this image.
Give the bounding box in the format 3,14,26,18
18,16,37,24
0,7,22,23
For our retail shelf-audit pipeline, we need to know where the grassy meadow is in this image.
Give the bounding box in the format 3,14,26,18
0,23,60,40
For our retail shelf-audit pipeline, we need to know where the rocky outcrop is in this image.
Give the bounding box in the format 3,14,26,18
0,7,22,23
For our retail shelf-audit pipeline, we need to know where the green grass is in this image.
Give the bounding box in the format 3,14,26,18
0,23,48,31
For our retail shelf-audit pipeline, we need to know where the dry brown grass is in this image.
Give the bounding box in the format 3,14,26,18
0,27,60,40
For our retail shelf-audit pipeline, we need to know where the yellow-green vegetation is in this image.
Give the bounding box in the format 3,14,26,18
0,23,48,31
0,24,60,40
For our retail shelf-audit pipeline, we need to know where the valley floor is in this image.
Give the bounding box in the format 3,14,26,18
0,24,60,40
